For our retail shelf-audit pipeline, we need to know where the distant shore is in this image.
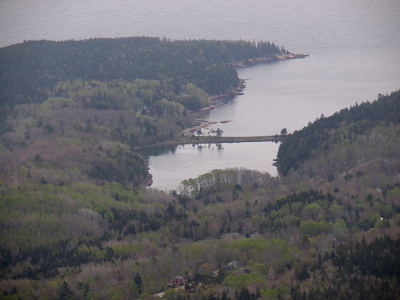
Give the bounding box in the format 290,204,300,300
202,52,309,107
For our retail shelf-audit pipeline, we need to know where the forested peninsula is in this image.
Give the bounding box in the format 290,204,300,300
0,37,297,111
1,37,400,300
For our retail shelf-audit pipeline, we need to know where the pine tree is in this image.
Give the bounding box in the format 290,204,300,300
34,153,42,162
134,273,143,294
56,281,75,300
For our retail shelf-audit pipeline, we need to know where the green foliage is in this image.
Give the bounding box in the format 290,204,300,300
44,97,76,108
52,78,193,111
299,220,331,237
114,243,145,259
252,263,268,276
179,83,209,110
89,146,148,186
179,168,275,198
163,288,177,300
222,272,264,289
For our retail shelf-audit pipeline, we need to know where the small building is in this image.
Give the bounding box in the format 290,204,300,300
168,275,185,288
223,261,238,270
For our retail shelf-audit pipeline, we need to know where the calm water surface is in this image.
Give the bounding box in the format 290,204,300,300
1,0,400,190
138,142,280,191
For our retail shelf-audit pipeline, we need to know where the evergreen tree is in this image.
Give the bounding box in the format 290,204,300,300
56,281,75,300
134,273,143,294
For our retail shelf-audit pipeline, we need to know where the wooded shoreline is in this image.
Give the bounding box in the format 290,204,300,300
205,52,309,106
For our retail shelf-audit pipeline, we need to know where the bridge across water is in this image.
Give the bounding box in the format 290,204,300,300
187,135,285,144
135,135,286,150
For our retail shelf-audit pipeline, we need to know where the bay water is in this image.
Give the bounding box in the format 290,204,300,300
1,0,399,190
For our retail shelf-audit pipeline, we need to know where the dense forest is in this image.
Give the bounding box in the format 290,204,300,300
0,37,399,300
0,37,286,109
275,91,400,177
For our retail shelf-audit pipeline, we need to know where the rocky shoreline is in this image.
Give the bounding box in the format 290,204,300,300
207,79,247,105
229,52,309,67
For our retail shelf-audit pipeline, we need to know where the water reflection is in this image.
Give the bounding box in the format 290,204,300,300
137,145,179,157
140,141,280,191
137,142,225,162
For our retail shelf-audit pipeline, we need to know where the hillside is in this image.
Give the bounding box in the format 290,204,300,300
0,37,399,299
275,90,400,177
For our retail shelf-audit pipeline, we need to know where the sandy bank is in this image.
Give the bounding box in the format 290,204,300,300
181,120,218,135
